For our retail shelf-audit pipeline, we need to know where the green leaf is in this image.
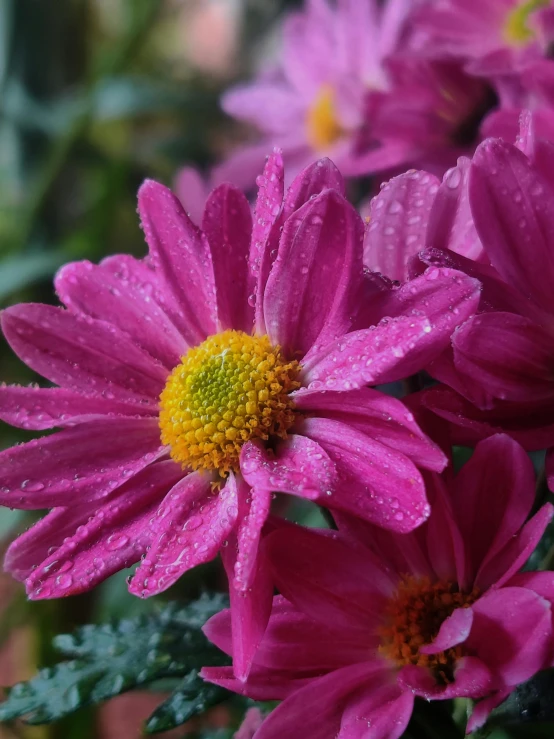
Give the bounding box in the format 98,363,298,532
485,670,554,728
0,594,229,725
144,672,228,734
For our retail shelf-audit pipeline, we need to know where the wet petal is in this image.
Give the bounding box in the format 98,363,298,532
202,184,254,332
364,169,439,281
294,387,446,472
1,304,167,405
0,417,164,508
301,417,430,533
0,384,154,431
129,471,238,597
263,189,364,358
55,260,185,369
19,461,182,599
138,180,217,343
240,435,337,500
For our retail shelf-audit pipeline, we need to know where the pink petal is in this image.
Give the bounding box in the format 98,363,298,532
301,417,430,533
129,471,238,597
239,435,337,500
469,138,554,314
451,435,537,587
138,180,217,344
416,246,549,323
294,387,446,472
0,417,164,508
174,166,208,225
424,471,467,586
54,260,185,369
420,607,474,655
233,484,272,592
339,678,414,739
263,189,364,358
453,312,554,404
0,385,154,431
466,689,512,734
282,158,345,215
366,267,482,348
364,169,439,281
335,511,435,582
398,656,494,700
200,664,311,700
507,571,554,605
426,157,483,261
202,184,254,332
303,266,480,388
20,461,182,599
467,587,552,686
1,304,166,405
253,662,394,739
221,534,273,681
265,525,394,633
475,503,554,591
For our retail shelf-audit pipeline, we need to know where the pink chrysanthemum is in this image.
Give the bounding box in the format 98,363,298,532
408,0,554,75
215,0,413,187
0,153,479,676
203,435,554,738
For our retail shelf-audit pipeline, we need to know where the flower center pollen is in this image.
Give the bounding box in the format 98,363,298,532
306,85,343,151
379,576,479,683
159,331,301,477
503,0,548,46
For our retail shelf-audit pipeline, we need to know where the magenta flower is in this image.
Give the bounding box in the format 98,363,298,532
408,0,554,75
203,435,554,738
0,153,479,629
414,115,554,490
215,0,413,187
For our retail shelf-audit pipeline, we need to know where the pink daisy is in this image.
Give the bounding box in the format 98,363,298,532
408,0,554,76
0,153,479,674
214,0,414,188
203,434,554,738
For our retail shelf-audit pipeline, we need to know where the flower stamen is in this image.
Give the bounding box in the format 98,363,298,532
159,330,300,478
379,576,479,683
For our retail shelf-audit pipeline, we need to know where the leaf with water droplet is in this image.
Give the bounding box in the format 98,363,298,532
0,595,229,725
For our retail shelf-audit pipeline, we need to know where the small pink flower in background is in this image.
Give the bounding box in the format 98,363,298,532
0,152,479,678
202,434,554,738
408,0,554,75
214,0,414,188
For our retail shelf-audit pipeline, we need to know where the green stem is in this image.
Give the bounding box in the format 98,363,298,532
17,0,160,251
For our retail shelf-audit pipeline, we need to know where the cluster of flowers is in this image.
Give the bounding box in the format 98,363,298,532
3,1,554,737
197,0,554,192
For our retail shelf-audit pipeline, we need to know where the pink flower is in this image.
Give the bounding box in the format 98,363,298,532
0,153,479,675
408,0,554,76
412,114,554,490
214,0,413,187
202,435,554,738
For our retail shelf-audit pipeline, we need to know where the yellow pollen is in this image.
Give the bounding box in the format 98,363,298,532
306,85,343,151
503,0,548,46
379,576,479,684
159,330,301,478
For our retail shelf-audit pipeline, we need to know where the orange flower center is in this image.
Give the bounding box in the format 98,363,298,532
379,576,479,683
159,330,300,478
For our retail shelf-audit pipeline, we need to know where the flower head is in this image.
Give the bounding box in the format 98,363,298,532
0,152,479,676
202,435,554,737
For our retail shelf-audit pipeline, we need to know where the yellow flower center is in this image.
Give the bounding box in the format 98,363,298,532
159,331,301,478
379,576,479,683
306,85,343,151
503,0,548,46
